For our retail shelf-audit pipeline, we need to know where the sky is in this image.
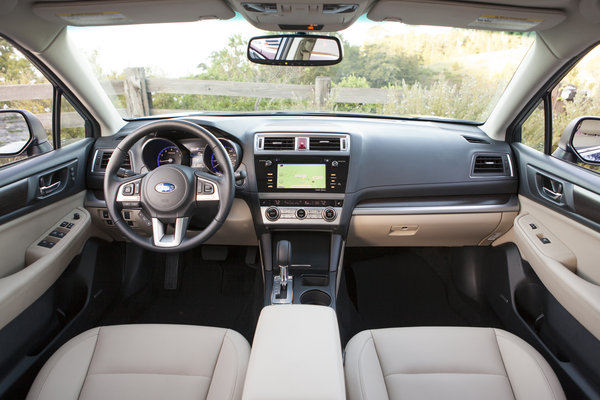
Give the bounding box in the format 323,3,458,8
68,15,440,78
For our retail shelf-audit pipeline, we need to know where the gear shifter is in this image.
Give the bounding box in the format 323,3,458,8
272,240,293,304
277,240,291,288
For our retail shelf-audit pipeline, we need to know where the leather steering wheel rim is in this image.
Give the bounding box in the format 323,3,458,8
103,119,235,252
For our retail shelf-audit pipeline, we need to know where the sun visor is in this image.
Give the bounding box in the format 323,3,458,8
32,0,235,26
367,0,566,32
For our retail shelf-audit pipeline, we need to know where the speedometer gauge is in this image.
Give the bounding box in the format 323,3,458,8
157,146,182,166
142,137,184,170
203,139,240,174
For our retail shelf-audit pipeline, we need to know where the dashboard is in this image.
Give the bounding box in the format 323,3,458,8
140,135,241,174
86,115,519,247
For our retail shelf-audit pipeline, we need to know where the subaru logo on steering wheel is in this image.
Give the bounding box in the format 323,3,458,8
155,182,176,193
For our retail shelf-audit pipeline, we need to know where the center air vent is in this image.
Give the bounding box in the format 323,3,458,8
93,149,131,172
256,133,350,153
263,137,295,151
472,154,507,175
310,137,341,151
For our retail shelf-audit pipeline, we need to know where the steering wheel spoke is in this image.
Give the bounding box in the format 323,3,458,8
115,175,145,208
151,217,190,248
195,171,222,203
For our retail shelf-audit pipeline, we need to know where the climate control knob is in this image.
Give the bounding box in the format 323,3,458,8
265,207,280,221
323,207,337,222
296,208,306,219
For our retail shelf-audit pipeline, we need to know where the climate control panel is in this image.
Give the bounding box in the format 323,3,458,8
260,199,342,225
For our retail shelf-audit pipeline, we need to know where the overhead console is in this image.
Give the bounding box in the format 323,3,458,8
254,132,349,226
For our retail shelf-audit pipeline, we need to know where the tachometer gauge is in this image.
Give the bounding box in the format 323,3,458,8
157,145,182,166
203,139,240,174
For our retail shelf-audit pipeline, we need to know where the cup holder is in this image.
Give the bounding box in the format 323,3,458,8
300,290,331,306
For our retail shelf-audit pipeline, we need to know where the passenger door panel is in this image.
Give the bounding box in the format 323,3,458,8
511,142,600,340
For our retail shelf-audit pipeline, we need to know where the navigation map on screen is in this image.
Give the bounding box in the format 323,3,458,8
277,164,326,189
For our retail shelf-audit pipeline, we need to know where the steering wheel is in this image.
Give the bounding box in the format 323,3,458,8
103,119,235,252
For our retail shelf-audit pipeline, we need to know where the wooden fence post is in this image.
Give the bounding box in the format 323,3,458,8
123,67,151,117
315,76,331,109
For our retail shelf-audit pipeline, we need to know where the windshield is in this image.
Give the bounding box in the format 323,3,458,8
69,17,534,122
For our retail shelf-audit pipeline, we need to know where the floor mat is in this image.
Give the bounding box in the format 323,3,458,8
338,248,502,346
100,247,262,343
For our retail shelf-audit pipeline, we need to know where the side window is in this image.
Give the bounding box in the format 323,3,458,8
521,100,545,152
0,37,90,167
519,44,600,173
60,95,86,147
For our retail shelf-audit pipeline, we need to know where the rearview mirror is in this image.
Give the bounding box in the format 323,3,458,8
247,34,342,66
554,116,600,165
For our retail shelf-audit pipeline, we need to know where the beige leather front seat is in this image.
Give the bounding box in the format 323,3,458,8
344,326,565,400
26,324,250,400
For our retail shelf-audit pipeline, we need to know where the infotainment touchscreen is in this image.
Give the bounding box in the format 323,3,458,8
276,164,326,189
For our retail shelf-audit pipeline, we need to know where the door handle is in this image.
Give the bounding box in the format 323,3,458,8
39,181,61,196
543,186,563,202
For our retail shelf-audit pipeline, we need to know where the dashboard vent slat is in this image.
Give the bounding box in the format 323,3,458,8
97,150,131,171
473,155,504,174
263,137,295,151
309,137,341,151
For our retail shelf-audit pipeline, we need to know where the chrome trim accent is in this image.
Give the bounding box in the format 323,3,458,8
261,206,342,225
271,275,293,304
151,217,189,247
506,154,514,177
352,197,519,215
116,179,142,202
196,177,220,201
255,132,351,154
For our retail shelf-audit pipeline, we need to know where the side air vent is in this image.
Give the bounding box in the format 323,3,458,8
462,136,490,144
472,155,506,174
310,137,341,151
93,150,131,172
263,137,295,151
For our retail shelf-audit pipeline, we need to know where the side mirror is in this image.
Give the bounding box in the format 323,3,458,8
0,109,51,158
247,34,342,66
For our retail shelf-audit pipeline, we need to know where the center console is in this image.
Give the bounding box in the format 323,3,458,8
254,132,350,308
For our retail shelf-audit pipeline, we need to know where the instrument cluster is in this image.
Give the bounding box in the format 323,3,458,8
141,135,241,174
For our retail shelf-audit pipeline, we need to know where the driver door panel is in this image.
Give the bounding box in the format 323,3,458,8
0,139,93,330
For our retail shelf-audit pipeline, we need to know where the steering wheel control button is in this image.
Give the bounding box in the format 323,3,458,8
296,208,306,219
123,184,134,195
323,208,337,221
266,207,280,221
203,184,214,194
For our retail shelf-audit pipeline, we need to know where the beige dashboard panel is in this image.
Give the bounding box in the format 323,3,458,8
347,212,508,247
205,199,258,246
513,195,600,340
